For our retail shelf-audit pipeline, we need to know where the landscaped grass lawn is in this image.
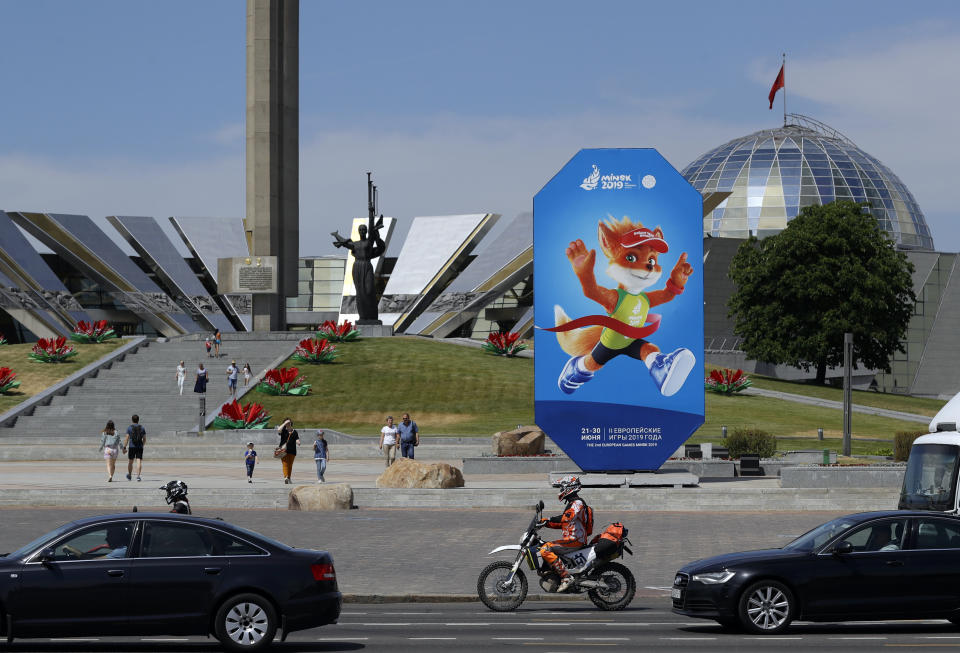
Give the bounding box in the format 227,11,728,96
0,339,126,414
251,337,534,435
707,363,946,416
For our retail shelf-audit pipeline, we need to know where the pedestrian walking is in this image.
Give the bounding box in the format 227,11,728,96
123,414,146,482
214,329,222,358
98,420,124,482
226,360,239,399
204,337,212,358
242,362,252,387
176,360,186,395
244,442,257,483
398,412,420,459
379,415,399,468
194,363,208,394
313,430,330,483
276,418,300,484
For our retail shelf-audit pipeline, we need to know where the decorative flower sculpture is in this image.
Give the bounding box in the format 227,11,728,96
482,331,528,357
29,336,78,363
0,333,7,345
292,337,339,364
212,400,271,430
705,368,753,395
0,367,20,394
257,366,311,396
70,320,117,343
316,320,360,342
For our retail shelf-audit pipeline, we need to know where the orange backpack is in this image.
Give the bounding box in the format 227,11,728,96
592,521,627,544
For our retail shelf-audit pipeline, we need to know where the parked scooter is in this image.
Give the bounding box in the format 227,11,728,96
477,500,635,611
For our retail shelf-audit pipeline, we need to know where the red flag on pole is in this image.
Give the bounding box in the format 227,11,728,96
768,64,785,109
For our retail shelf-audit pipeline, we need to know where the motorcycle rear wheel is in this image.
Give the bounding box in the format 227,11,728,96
587,561,636,611
477,561,528,612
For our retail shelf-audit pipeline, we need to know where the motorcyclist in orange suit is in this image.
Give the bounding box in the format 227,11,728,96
538,475,588,593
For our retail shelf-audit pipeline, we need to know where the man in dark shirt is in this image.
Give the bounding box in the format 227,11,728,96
124,414,147,482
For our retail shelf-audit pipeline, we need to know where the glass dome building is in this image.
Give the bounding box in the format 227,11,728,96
681,114,933,250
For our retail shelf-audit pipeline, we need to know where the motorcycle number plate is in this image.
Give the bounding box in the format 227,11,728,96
671,588,682,600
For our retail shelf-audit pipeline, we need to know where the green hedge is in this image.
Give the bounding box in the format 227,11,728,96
728,428,777,459
894,431,927,462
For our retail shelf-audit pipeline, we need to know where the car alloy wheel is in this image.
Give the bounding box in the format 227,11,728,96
738,580,793,634
215,593,277,651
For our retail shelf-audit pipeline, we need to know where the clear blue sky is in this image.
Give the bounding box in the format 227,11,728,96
1,0,957,254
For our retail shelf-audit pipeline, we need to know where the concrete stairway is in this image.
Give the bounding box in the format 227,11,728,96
0,337,297,443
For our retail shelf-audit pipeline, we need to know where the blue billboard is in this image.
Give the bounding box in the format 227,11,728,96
534,149,704,471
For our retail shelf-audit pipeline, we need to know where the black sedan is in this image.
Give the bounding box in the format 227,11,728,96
673,510,960,634
0,512,340,650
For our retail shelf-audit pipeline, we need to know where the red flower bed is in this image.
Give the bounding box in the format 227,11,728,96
70,319,117,343
257,366,311,396
317,320,360,342
705,368,752,394
482,331,528,357
212,400,271,429
29,336,78,363
292,338,339,364
0,367,20,394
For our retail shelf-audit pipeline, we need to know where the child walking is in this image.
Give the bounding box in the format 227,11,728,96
242,363,252,387
244,442,257,483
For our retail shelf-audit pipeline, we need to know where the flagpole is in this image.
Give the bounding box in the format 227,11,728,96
782,52,787,127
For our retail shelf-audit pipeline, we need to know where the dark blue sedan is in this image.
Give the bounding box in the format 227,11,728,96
0,513,340,650
673,510,960,634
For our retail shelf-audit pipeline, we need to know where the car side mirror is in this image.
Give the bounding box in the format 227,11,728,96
833,541,854,555
38,548,56,564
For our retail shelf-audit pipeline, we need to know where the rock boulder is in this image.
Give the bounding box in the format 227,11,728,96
288,483,354,510
376,458,464,488
492,425,546,456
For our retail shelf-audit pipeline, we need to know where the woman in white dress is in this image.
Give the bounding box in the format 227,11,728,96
176,360,187,395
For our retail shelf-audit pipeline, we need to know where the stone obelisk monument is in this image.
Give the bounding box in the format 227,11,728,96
246,0,299,330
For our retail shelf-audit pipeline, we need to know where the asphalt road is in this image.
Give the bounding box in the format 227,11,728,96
0,507,846,595
5,601,960,652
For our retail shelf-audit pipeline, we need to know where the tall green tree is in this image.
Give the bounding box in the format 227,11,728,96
727,201,915,384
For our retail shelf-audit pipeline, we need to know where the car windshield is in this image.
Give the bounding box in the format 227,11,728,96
5,522,76,561
899,444,959,512
782,517,859,552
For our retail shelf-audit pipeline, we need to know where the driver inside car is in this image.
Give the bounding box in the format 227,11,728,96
102,525,130,558
538,475,589,593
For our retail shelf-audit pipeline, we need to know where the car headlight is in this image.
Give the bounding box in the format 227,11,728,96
691,570,735,584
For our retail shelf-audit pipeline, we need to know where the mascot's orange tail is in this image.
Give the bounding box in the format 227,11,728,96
554,305,602,357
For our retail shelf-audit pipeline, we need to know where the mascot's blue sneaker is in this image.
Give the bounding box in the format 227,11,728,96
649,348,696,397
558,356,594,394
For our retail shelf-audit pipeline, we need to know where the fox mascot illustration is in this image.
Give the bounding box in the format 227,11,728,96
551,216,696,397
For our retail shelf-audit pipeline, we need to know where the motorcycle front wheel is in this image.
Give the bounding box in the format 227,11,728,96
587,561,636,611
477,561,528,612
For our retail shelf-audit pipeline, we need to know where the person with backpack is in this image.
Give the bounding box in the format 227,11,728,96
123,414,147,482
538,475,593,593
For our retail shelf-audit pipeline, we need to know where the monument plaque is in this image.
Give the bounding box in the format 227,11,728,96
217,256,279,294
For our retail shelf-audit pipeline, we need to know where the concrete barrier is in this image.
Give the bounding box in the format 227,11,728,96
780,465,906,488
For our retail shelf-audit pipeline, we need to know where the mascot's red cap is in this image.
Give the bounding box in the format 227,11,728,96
620,227,668,252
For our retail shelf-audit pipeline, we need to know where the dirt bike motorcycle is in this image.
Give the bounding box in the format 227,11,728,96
477,500,636,611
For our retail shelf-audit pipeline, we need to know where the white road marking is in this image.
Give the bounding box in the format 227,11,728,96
48,639,99,642
410,637,457,640
494,637,545,640
577,637,630,640
742,637,803,640
384,611,434,614
317,637,369,641
830,636,888,640
660,637,718,640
